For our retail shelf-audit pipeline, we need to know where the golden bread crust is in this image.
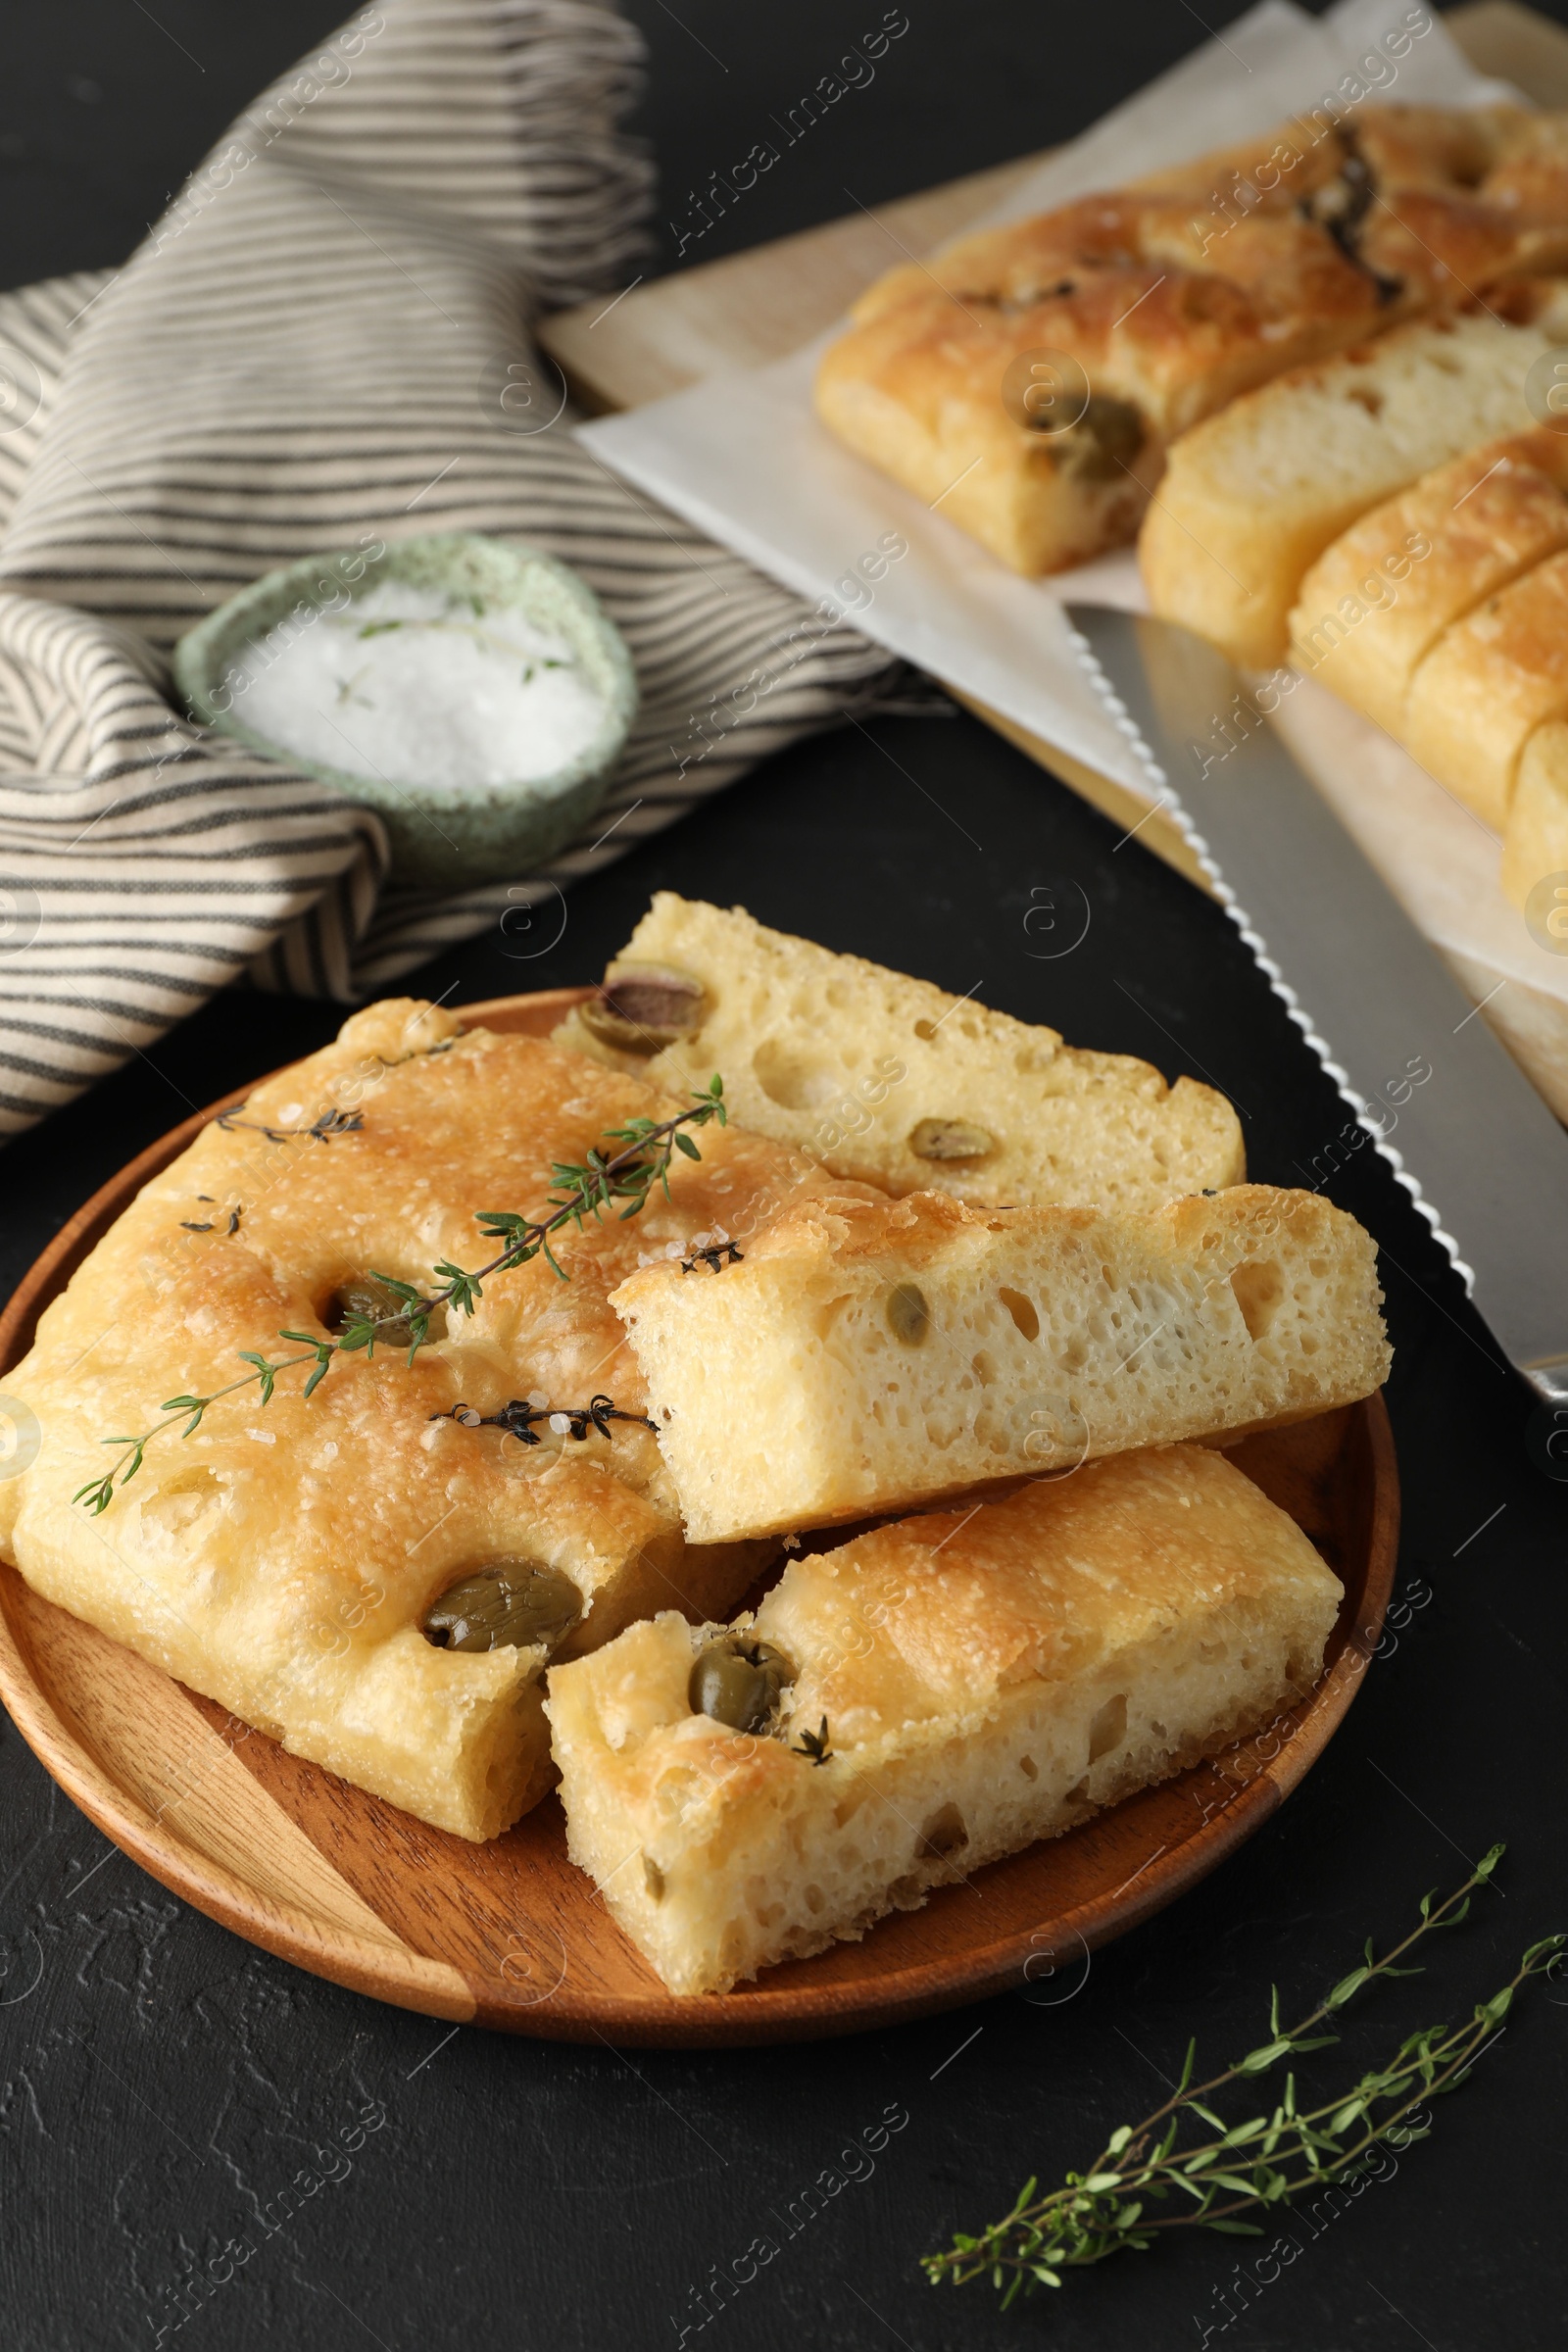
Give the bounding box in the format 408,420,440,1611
0,1002,822,1838
819,105,1568,578
612,1184,1390,1543
1291,432,1568,732
1141,295,1568,664
1403,545,1568,828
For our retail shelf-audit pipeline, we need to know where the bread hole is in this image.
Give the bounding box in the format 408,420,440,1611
919,1801,969,1860
804,1883,826,1915
1063,1775,1091,1805
642,1856,665,1902
1346,384,1384,416
812,1291,854,1341
140,1467,223,1540
999,1286,1040,1342
912,1018,938,1041
1230,1258,1285,1341
321,1274,416,1347
889,1874,923,1904
1088,1692,1128,1763
751,1037,841,1110
1018,1754,1039,1781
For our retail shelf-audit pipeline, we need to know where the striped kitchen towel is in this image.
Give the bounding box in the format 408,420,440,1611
0,0,898,1142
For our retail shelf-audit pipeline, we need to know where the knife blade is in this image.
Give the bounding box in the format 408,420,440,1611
1065,602,1568,1405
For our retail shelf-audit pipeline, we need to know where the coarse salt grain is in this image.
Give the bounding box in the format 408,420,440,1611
232,580,608,791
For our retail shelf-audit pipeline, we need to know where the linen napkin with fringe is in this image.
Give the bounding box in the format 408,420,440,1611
0,0,897,1141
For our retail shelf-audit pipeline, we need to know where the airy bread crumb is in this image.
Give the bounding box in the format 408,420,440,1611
554,893,1244,1212
612,1185,1390,1544
546,1446,1344,1995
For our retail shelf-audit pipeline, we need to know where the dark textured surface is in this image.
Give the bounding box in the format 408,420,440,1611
2,6,1567,2349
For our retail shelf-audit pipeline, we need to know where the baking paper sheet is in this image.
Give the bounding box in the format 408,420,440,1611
580,0,1568,1017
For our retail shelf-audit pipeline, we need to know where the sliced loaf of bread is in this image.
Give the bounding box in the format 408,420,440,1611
1142,297,1568,666
1290,433,1568,734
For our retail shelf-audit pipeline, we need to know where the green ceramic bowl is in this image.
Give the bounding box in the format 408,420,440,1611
173,533,637,888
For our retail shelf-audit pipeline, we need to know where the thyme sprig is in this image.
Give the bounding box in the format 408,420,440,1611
73,1081,726,1514
214,1105,364,1144
924,1846,1562,2304
432,1395,657,1446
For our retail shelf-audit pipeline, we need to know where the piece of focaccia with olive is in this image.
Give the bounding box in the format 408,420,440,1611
0,998,852,1840
548,1446,1344,1995
554,893,1244,1213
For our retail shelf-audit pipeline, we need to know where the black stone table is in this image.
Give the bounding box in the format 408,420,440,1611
1,6,1564,2346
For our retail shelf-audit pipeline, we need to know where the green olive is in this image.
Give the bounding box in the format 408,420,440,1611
908,1117,996,1163
325,1275,415,1348
1053,393,1147,481
886,1281,931,1345
687,1636,794,1734
579,961,707,1054
421,1560,583,1655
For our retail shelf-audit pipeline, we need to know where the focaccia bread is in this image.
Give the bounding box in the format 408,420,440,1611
1287,436,1568,882
612,1185,1390,1543
818,107,1568,579
547,1446,1344,1994
552,893,1244,1211
0,999,837,1840
1502,720,1568,906
1291,433,1568,733
1142,295,1568,665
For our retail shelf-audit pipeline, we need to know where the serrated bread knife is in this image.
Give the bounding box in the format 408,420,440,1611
1066,603,1568,1406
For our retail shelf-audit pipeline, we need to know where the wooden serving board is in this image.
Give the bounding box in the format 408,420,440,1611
0,991,1397,2045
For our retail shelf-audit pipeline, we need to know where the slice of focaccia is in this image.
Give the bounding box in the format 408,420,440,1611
546,1446,1344,1995
1290,433,1568,735
552,894,1244,1212
0,999,839,1839
1400,548,1568,833
817,108,1568,579
1502,720,1568,906
611,1186,1389,1544
1143,297,1568,666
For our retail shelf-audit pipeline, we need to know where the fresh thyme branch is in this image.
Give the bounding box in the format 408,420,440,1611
74,1080,727,1515
923,1845,1563,2305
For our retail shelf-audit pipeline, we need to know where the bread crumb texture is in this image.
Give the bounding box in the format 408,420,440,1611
547,1446,1343,1994
612,1184,1389,1543
555,894,1244,1210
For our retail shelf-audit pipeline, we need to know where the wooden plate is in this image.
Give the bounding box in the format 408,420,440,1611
0,990,1398,2044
